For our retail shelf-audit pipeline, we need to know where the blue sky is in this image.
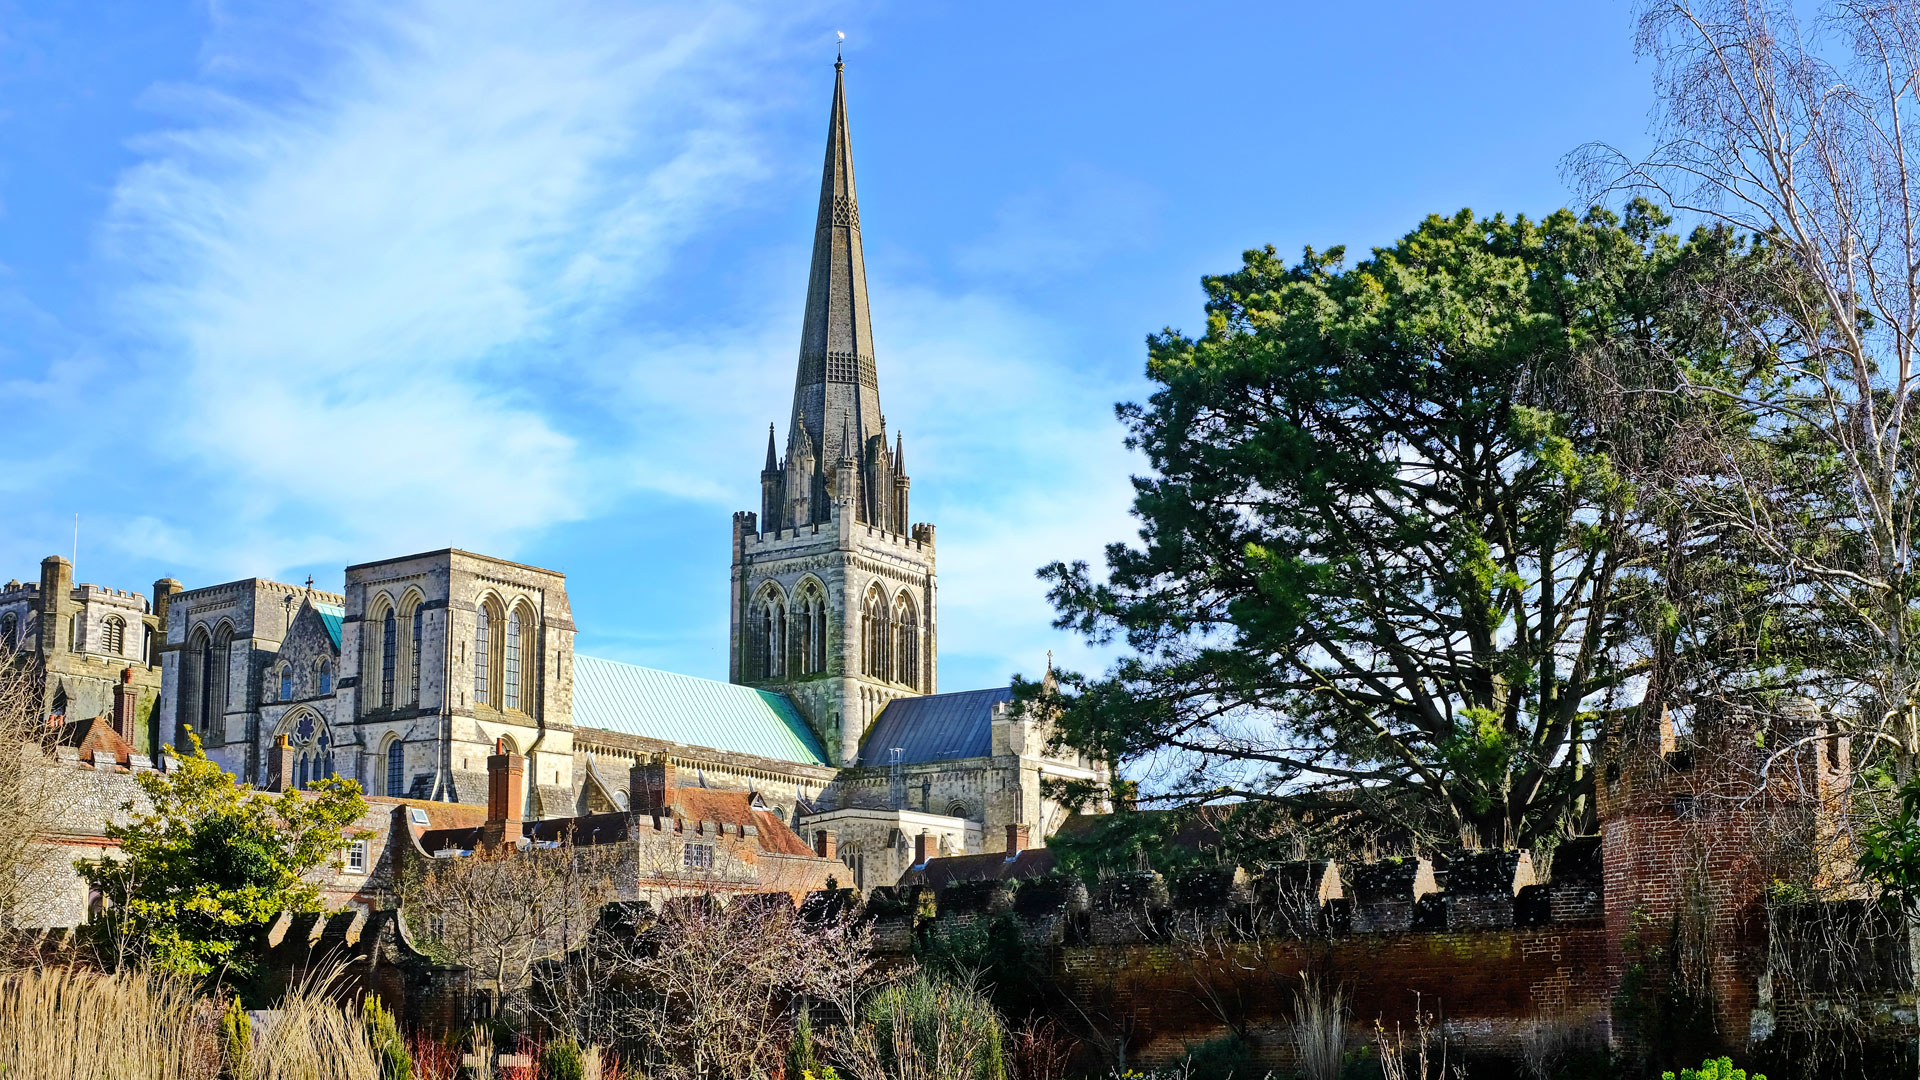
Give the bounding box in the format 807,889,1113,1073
0,1,1655,692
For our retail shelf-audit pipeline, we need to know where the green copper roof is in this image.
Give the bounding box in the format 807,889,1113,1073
572,655,830,766
315,603,344,650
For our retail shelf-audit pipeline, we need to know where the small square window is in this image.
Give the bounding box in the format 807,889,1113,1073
682,843,714,870
346,840,368,873
1673,795,1699,820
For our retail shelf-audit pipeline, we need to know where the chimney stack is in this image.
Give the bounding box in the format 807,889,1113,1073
1005,823,1030,853
38,556,72,656
481,739,526,849
151,578,183,636
631,753,676,818
814,829,838,860
269,734,294,793
112,668,138,744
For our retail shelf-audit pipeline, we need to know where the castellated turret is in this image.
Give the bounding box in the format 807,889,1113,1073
729,58,937,767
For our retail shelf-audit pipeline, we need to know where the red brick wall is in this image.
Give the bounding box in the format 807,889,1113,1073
1051,927,1613,1070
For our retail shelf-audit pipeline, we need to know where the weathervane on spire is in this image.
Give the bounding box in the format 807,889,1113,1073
836,30,845,64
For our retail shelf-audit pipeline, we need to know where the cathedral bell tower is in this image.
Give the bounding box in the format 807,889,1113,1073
730,58,937,766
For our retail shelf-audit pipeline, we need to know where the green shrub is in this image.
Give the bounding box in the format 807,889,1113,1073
221,996,251,1078
862,974,1006,1080
1662,1058,1765,1080
363,995,412,1080
543,1035,587,1080
789,1004,820,1079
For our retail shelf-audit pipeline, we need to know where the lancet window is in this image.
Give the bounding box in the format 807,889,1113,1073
474,604,492,705
892,592,918,689
380,608,397,708
792,580,828,675
747,584,788,681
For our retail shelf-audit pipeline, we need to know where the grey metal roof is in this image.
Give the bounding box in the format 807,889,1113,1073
858,686,1012,766
572,656,830,766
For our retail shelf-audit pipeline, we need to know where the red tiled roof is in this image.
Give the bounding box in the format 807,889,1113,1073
58,715,135,766
671,787,818,858
409,789,823,861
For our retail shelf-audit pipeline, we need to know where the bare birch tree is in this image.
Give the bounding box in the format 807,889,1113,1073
1571,7,1920,1068
398,839,617,1019
1572,0,1920,764
603,892,879,1080
0,653,77,939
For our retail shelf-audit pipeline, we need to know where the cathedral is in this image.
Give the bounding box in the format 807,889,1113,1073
4,60,1106,896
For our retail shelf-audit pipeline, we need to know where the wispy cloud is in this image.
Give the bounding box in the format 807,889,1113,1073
93,0,825,574
0,0,1146,693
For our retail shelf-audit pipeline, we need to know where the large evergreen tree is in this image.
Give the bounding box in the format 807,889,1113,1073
1035,203,1769,850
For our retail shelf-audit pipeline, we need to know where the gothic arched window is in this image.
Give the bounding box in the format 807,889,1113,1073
103,616,126,657
318,659,333,695
279,665,293,701
793,593,812,676
285,711,332,788
474,603,492,706
409,606,424,704
861,586,890,679
380,608,398,708
748,586,786,682
387,740,405,797
207,623,234,736
185,627,211,736
67,613,80,651
0,613,14,651
761,596,786,679
892,593,917,689
504,610,523,711
793,581,828,676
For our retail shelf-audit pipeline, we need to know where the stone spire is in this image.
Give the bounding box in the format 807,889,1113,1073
790,58,882,470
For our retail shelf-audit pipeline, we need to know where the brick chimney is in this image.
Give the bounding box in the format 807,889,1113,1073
480,739,525,849
268,734,294,792
814,829,837,860
915,831,938,866
1005,823,1030,853
631,753,675,818
112,668,138,744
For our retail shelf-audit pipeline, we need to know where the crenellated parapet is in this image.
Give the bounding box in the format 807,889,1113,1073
849,848,1605,954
